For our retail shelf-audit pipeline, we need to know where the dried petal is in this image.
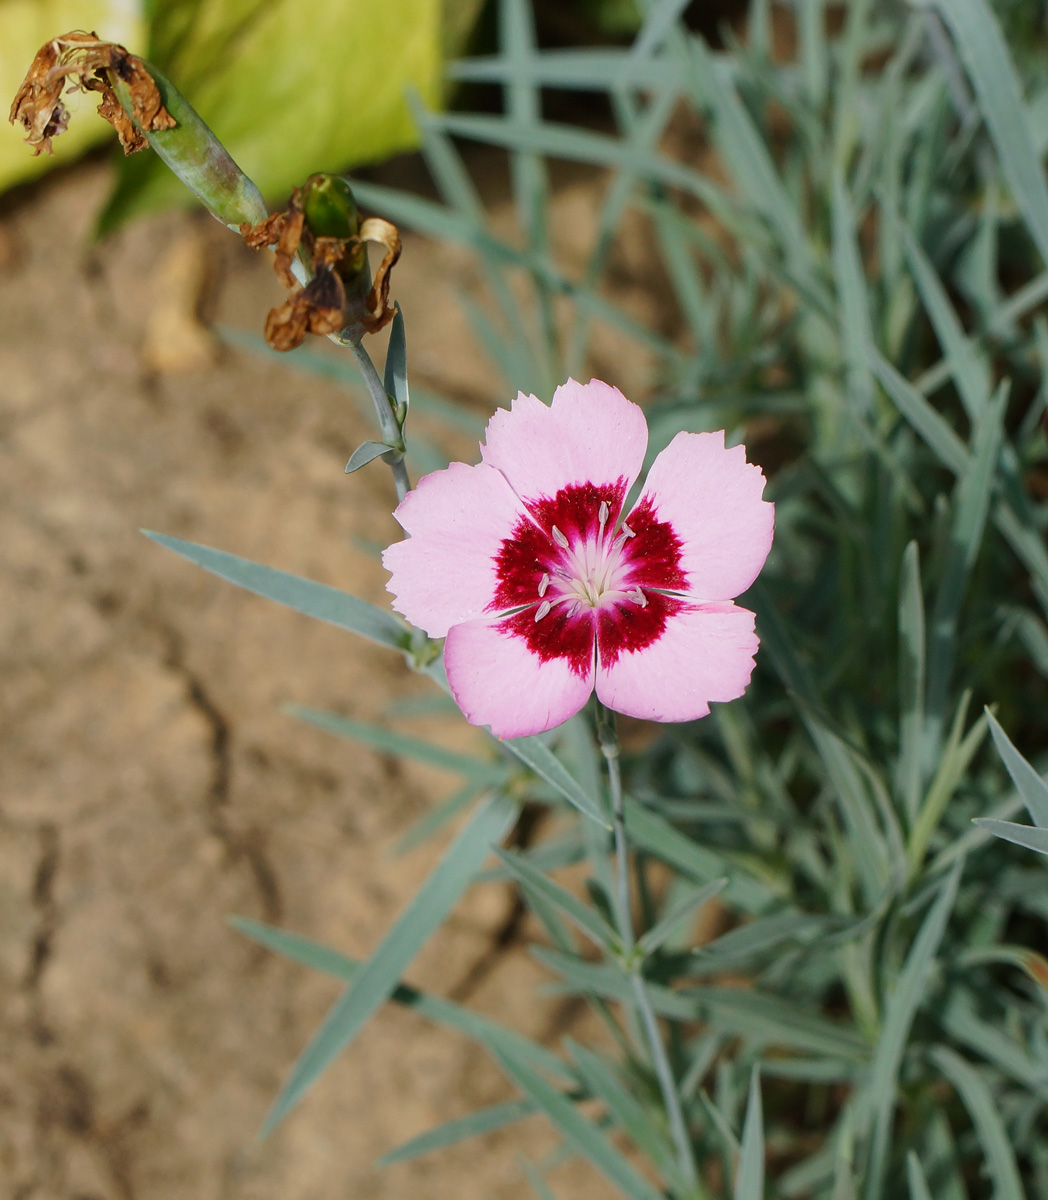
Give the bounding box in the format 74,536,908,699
9,31,174,157
263,269,346,352
357,217,402,334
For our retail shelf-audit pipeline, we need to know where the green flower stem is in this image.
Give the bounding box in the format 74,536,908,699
346,337,410,502
596,703,702,1197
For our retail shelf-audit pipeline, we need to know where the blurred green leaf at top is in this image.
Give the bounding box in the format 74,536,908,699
2,0,486,229
98,0,471,233
0,0,147,193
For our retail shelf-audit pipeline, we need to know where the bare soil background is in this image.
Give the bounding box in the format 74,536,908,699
0,154,665,1200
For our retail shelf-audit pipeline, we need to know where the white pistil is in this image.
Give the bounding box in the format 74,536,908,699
551,525,569,549
628,587,647,607
537,573,550,597
535,600,552,622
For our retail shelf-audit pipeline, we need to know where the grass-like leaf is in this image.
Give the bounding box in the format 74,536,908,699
493,848,617,950
228,916,573,1081
986,710,1048,827
863,862,962,1200
144,531,406,651
897,541,927,825
376,1097,537,1167
502,735,609,828
491,1041,666,1200
971,818,1048,857
932,0,1048,267
261,792,518,1135
930,1045,1025,1200
734,1068,765,1200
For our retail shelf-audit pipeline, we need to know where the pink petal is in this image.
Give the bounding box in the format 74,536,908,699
635,431,773,601
595,602,758,723
444,617,595,739
481,379,648,507
383,461,527,638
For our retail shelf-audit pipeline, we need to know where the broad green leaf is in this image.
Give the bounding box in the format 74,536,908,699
100,0,445,227
228,915,572,1081
261,791,518,1135
734,1069,765,1200
986,711,1048,827
377,1098,537,1167
491,1041,666,1200
932,0,1048,266
863,862,962,1200
0,1,146,192
930,1046,1025,1200
144,531,406,651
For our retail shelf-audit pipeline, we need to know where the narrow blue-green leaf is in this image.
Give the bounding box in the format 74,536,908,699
930,1046,1025,1200
689,911,827,974
261,792,518,1135
868,350,968,474
382,304,409,418
143,531,405,651
449,48,681,91
863,862,962,1200
972,819,1048,857
986,710,1048,827
734,1069,765,1200
932,0,1048,266
623,799,773,913
345,440,394,474
943,999,1048,1095
925,383,1006,742
631,0,691,60
288,706,507,783
906,1153,934,1200
897,541,927,826
897,217,991,417
228,916,572,1081
831,171,875,419
493,848,616,950
377,1098,537,1167
491,1042,665,1200
567,1040,682,1191
520,1158,559,1200
392,782,487,856
503,735,609,828
638,878,728,957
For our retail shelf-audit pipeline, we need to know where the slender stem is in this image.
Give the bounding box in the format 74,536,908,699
595,703,701,1196
346,337,410,502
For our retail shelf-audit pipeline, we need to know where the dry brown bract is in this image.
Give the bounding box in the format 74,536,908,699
9,30,175,157
242,193,402,351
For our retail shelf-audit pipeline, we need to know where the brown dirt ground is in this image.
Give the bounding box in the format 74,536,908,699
0,154,664,1200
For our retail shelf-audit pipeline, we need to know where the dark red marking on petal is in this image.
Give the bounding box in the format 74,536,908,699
497,605,596,678
490,513,556,611
524,479,629,543
620,493,688,592
596,591,686,668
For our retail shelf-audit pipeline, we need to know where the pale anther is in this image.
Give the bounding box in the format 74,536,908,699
537,573,549,597
551,525,569,549
629,587,647,607
535,600,552,622
621,521,635,538
598,500,610,526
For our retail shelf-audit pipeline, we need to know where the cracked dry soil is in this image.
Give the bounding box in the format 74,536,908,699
0,159,660,1200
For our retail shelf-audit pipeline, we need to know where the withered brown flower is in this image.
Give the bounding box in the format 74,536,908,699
9,30,175,157
242,184,402,352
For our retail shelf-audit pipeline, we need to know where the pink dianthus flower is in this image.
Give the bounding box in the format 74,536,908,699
383,379,774,739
